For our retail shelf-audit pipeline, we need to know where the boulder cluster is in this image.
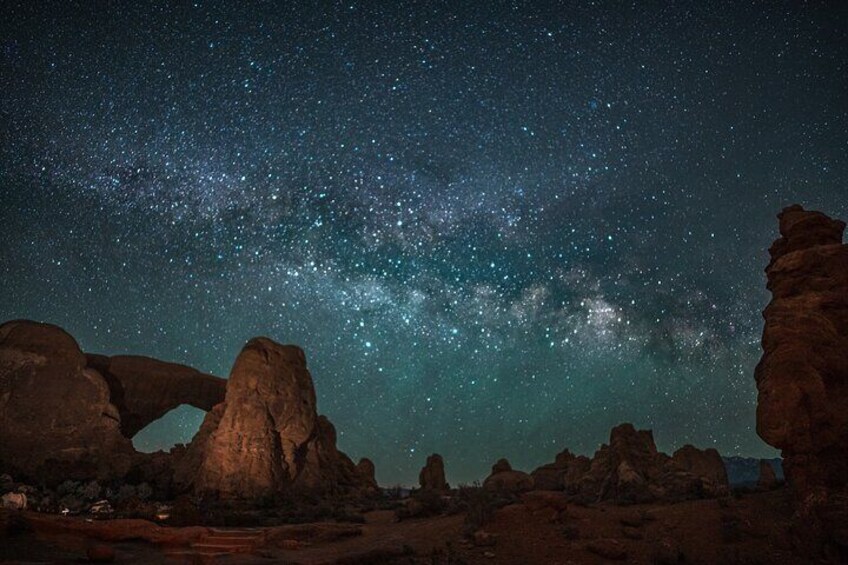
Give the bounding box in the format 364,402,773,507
755,205,848,552
0,321,374,500
526,423,729,503
417,423,730,504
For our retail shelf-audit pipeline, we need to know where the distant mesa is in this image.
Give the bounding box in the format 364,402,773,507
0,321,372,499
755,204,848,552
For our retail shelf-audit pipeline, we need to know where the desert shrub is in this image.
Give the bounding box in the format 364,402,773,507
455,485,513,535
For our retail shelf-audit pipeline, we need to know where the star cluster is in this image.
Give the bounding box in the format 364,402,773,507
1,2,846,485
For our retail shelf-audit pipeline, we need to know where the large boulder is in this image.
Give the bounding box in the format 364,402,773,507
418,454,448,492
483,459,534,493
181,337,364,499
86,354,226,438
671,445,730,498
531,449,591,492
0,321,135,484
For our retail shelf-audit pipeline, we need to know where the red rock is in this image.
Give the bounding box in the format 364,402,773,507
530,449,591,492
573,424,709,504
755,206,848,504
671,445,730,497
86,544,116,562
86,354,225,438
0,320,135,484
483,459,534,493
418,454,448,491
356,457,379,491
184,337,365,499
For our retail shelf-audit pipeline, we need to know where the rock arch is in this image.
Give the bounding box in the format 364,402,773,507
86,354,226,438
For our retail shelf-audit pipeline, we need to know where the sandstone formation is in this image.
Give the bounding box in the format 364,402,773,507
356,458,379,491
0,321,135,484
483,459,534,493
418,454,448,492
0,320,368,502
86,354,226,438
755,205,848,557
671,444,730,498
532,424,730,504
758,459,779,491
176,337,366,499
530,449,591,492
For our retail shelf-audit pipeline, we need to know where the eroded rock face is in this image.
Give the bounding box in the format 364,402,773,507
531,449,591,492
0,320,135,484
418,454,448,491
552,424,727,504
755,206,848,558
184,337,365,499
755,205,848,502
86,354,226,438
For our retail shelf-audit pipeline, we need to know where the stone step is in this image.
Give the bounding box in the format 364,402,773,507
165,549,231,559
200,534,262,541
191,542,254,552
198,536,259,547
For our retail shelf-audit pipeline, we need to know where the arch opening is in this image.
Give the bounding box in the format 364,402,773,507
131,404,206,453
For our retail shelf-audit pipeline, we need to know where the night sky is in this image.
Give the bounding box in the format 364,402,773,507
1,2,846,486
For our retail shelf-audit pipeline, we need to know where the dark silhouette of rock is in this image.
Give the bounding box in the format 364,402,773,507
483,458,534,493
572,424,727,504
671,445,730,498
531,449,591,492
418,454,448,491
182,337,365,499
86,354,226,438
758,459,779,490
755,205,848,557
356,458,378,491
0,320,135,484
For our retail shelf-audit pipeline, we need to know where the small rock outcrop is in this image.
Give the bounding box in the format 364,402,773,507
538,424,731,504
418,454,448,491
755,205,848,557
356,458,379,491
180,337,365,499
671,445,730,498
758,459,779,490
531,449,591,492
86,354,226,438
0,321,135,484
483,459,534,493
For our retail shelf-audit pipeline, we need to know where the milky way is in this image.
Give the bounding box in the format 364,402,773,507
1,2,846,485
